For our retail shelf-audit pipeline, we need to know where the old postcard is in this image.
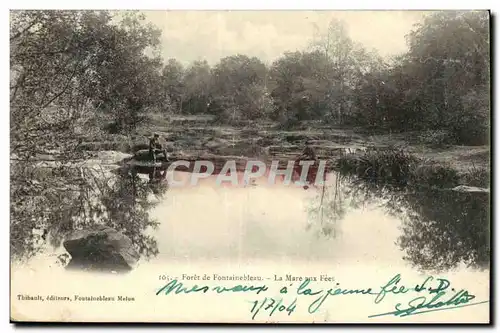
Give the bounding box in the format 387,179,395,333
10,10,491,323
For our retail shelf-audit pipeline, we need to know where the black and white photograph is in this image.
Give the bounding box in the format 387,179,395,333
10,9,491,323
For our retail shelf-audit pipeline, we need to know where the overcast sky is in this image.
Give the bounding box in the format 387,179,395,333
141,11,428,66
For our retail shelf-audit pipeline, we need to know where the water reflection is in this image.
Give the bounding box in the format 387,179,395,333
12,168,166,265
149,168,489,273
149,170,395,266
305,174,347,238
18,160,489,275
309,173,490,272
397,189,489,271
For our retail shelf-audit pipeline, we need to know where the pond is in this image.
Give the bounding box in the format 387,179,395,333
10,162,490,323
12,150,490,274
148,169,490,272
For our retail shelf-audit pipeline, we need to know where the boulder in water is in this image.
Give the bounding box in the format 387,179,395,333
452,185,489,193
128,149,169,163
63,226,139,273
97,151,133,165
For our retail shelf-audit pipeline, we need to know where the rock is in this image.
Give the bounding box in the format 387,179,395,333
164,142,176,152
452,185,490,193
63,226,139,273
97,151,133,164
204,140,222,150
131,143,150,152
129,149,168,163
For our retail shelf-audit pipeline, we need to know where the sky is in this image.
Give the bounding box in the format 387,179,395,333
142,11,428,66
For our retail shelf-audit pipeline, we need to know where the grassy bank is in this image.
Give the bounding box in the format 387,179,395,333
335,148,489,190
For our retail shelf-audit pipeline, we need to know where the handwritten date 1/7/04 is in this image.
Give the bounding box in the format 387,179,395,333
250,297,297,320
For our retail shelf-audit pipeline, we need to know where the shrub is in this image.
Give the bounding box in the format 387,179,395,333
410,162,460,188
336,148,420,188
418,130,455,147
462,166,490,188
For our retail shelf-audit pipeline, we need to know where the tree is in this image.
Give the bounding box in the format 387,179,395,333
161,58,185,113
309,19,359,123
269,51,332,126
182,60,212,114
400,11,490,143
209,55,273,122
10,10,165,262
86,11,164,132
343,11,490,144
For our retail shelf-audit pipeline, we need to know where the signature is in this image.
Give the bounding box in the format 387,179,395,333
155,274,488,320
368,274,489,318
369,291,488,318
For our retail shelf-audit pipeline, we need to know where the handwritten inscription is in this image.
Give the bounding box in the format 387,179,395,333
156,279,268,296
369,274,487,318
155,273,489,320
249,297,297,320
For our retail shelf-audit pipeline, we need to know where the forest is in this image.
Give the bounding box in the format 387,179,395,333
11,11,490,144
10,10,490,267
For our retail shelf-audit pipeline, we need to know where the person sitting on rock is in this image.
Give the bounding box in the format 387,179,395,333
299,140,317,161
294,140,319,190
149,133,165,161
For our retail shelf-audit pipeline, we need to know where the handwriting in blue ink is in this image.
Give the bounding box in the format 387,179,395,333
156,279,268,296
369,274,489,318
249,297,297,320
296,278,376,314
154,274,488,320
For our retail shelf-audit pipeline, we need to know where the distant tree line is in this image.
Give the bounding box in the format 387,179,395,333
11,10,489,148
160,11,490,146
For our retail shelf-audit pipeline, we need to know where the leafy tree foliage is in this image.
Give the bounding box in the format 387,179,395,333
10,10,165,262
181,60,212,115
161,58,185,113
346,11,490,144
158,12,489,144
209,55,273,121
